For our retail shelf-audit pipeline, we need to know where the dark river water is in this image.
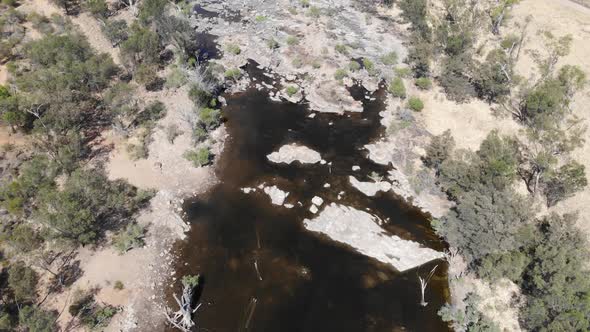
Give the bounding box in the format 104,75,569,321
172,62,451,332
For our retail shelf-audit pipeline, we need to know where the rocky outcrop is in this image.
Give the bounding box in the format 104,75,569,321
267,144,322,164
349,176,392,196
263,185,289,206
303,204,444,272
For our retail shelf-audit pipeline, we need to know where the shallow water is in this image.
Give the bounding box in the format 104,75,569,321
172,63,450,332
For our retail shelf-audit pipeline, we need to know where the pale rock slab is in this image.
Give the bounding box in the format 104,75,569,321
303,204,443,272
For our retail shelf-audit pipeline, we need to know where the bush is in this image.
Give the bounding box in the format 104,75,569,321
349,61,361,72
199,108,221,129
394,67,412,78
388,77,406,98
134,63,159,88
19,306,57,332
184,147,211,167
286,36,299,46
415,77,432,90
224,68,242,81
136,101,166,126
165,67,188,89
285,86,299,97
307,6,320,18
225,43,241,55
102,19,128,46
255,15,267,22
8,261,38,302
362,58,378,76
267,38,279,50
335,44,348,55
381,51,398,66
291,57,304,68
6,224,42,252
334,68,347,80
166,124,181,143
114,280,124,290
188,84,213,107
112,223,146,253
407,96,424,111
193,125,208,143
82,0,109,18
424,130,455,170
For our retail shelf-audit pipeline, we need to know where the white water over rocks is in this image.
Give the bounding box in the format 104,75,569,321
303,204,443,272
267,144,322,164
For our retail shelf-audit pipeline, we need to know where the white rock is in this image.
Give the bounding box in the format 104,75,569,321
323,183,331,188
267,144,322,164
320,159,327,165
309,205,319,214
349,176,392,197
308,113,316,118
284,203,294,209
303,204,444,272
311,196,324,206
263,185,289,206
352,165,361,171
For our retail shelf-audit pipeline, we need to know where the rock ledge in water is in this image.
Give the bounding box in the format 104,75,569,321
303,203,443,272
267,144,322,164
349,176,392,197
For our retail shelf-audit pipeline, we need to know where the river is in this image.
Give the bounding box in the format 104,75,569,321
172,62,450,332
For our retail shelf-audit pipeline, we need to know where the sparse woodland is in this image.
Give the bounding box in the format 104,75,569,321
0,0,225,329
388,0,590,330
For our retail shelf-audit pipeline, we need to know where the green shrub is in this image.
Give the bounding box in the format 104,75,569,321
381,51,398,66
285,86,299,97
349,61,361,72
82,0,109,18
134,63,159,87
224,68,242,81
394,67,412,78
388,77,406,98
102,19,128,46
255,15,267,22
19,306,57,332
225,43,241,55
334,68,348,80
6,224,42,252
362,58,378,76
114,280,124,290
267,38,279,49
307,6,321,18
292,57,304,68
287,36,299,46
199,108,221,129
415,77,432,90
300,0,310,7
335,44,348,55
8,261,38,302
184,147,211,167
188,84,213,106
112,223,145,254
408,96,424,111
136,101,166,126
166,124,181,143
311,59,322,69
192,125,208,142
165,67,187,89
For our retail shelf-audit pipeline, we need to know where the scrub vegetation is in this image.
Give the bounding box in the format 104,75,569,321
391,0,590,330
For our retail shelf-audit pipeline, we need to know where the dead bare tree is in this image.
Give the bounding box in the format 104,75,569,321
165,275,201,332
418,265,438,307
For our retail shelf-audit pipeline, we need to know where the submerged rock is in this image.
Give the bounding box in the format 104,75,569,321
303,204,443,272
267,144,322,164
349,176,392,197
